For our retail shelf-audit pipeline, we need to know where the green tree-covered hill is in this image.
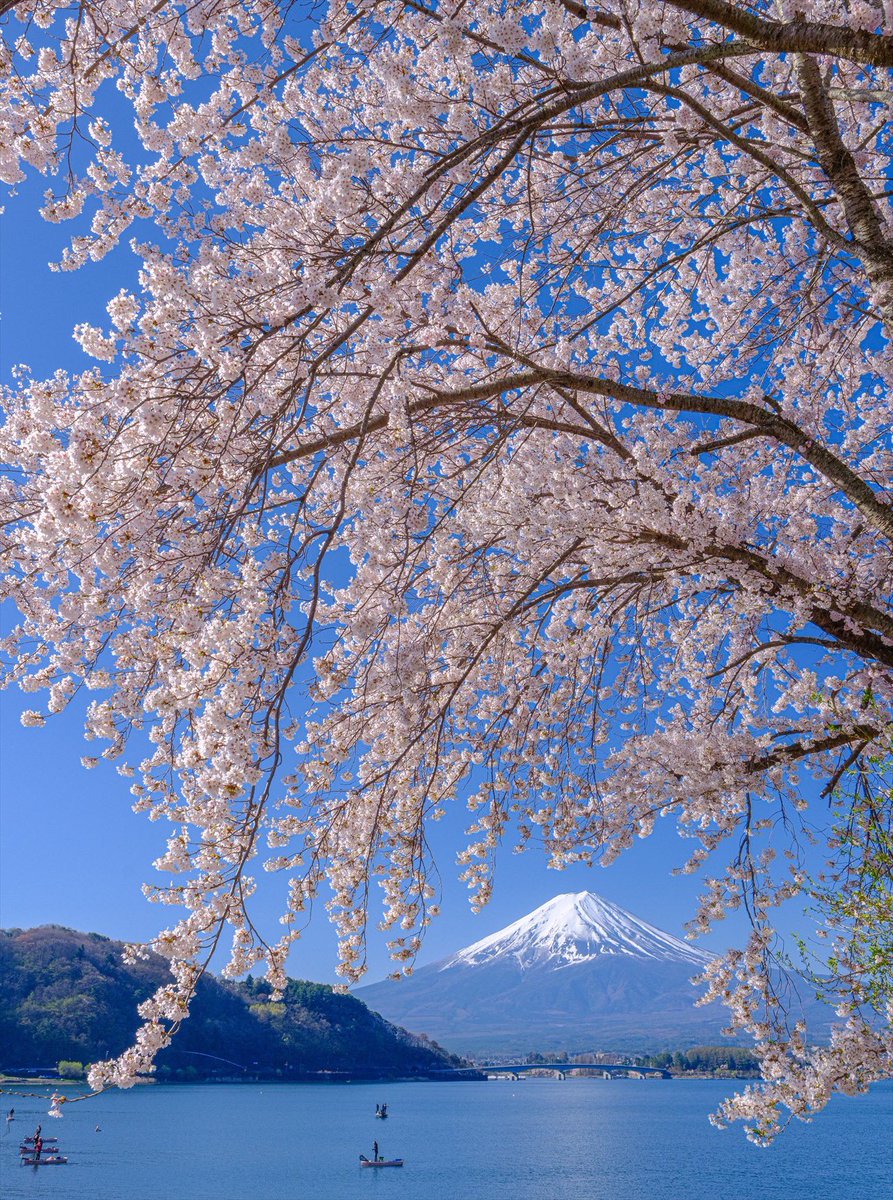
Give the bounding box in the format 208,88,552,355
0,926,464,1080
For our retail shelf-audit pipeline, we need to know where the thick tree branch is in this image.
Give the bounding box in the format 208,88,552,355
797,53,893,332
665,0,893,66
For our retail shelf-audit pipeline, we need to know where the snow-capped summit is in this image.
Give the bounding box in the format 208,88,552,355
355,889,831,1055
440,891,712,972
355,889,726,1055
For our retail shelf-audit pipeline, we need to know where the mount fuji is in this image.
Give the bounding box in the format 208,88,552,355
354,891,730,1056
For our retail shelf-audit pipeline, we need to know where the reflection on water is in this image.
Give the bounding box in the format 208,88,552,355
2,1078,890,1200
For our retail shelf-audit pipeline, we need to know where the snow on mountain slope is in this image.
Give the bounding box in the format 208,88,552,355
356,890,832,1055
354,890,729,1054
439,891,712,972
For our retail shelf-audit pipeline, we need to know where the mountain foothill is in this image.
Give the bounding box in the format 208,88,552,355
0,925,462,1080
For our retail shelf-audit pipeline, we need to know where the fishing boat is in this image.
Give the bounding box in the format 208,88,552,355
359,1155,403,1168
374,1103,389,1119
20,1130,66,1164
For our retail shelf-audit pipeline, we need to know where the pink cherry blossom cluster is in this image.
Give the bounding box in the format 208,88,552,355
1,0,891,1136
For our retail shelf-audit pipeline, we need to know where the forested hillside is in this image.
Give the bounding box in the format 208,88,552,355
0,926,462,1080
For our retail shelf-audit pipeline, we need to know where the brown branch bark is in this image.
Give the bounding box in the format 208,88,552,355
664,0,893,67
796,54,893,333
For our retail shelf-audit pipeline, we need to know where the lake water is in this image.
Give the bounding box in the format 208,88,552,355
2,1078,890,1200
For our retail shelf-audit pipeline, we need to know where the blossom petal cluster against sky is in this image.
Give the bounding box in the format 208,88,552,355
1,0,891,1139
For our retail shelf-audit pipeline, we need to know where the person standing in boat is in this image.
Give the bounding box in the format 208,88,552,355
373,1140,379,1162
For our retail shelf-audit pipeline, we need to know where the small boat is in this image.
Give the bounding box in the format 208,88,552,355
374,1103,389,1119
22,1136,58,1144
21,1156,68,1166
359,1155,403,1168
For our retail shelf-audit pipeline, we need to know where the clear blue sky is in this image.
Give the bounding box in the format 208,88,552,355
0,135,818,988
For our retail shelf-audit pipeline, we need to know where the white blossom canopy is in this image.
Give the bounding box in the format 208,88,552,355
1,0,891,1139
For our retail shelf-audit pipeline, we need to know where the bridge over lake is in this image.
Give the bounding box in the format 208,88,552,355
438,1062,672,1080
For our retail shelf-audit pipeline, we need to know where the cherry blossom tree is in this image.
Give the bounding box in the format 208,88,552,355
1,0,891,1140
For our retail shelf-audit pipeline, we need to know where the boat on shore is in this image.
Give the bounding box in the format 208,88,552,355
359,1155,403,1168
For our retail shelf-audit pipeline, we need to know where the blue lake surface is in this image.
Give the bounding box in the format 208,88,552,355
2,1079,890,1200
